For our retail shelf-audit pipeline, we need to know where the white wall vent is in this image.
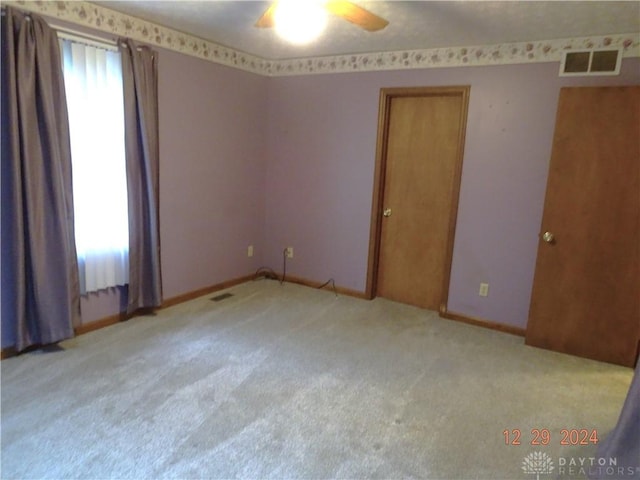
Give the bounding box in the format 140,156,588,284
559,48,622,76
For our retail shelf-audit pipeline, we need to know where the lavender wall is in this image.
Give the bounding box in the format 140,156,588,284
264,60,640,329
77,48,268,326
3,33,638,349
158,49,267,299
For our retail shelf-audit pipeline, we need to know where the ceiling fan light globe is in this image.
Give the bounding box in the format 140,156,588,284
274,0,328,45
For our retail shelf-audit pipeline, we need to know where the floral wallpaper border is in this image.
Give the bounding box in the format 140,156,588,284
265,34,640,76
7,0,640,77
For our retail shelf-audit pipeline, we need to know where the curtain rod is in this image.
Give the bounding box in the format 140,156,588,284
2,7,145,51
1,7,119,51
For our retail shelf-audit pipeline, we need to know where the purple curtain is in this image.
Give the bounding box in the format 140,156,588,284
1,7,80,351
119,39,163,314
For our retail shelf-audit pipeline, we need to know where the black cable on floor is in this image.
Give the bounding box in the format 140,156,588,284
253,266,279,282
253,249,288,286
318,278,338,297
254,254,334,297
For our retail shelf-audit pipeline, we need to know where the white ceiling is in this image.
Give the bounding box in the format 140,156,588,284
94,1,640,60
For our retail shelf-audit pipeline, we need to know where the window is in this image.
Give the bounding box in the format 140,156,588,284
59,38,129,294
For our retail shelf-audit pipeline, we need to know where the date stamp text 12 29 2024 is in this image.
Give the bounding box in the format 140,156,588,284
503,428,599,446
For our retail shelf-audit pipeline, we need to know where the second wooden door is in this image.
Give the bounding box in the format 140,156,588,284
526,86,640,367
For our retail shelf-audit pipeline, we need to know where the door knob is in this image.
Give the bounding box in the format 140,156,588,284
383,208,392,217
542,232,554,243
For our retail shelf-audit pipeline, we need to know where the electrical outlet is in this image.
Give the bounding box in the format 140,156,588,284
285,247,294,258
247,245,254,257
479,283,489,297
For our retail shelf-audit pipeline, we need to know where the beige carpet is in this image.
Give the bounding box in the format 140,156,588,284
1,280,634,479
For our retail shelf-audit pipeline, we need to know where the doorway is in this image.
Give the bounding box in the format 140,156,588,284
366,86,470,311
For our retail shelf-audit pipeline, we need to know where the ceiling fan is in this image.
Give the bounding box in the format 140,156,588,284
255,1,389,33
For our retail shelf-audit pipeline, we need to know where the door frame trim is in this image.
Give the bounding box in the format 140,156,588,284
365,85,470,315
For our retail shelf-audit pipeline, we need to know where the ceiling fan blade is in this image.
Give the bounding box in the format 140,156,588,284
325,1,389,32
255,2,277,28
254,1,389,32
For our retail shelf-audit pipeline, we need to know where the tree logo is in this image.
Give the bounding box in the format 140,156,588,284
522,451,554,480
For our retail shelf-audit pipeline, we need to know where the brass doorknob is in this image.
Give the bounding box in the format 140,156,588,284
383,208,392,217
542,232,554,243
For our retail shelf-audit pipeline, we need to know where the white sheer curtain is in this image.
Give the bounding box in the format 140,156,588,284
60,39,129,294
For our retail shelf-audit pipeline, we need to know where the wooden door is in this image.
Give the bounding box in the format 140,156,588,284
526,86,640,367
368,87,469,310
